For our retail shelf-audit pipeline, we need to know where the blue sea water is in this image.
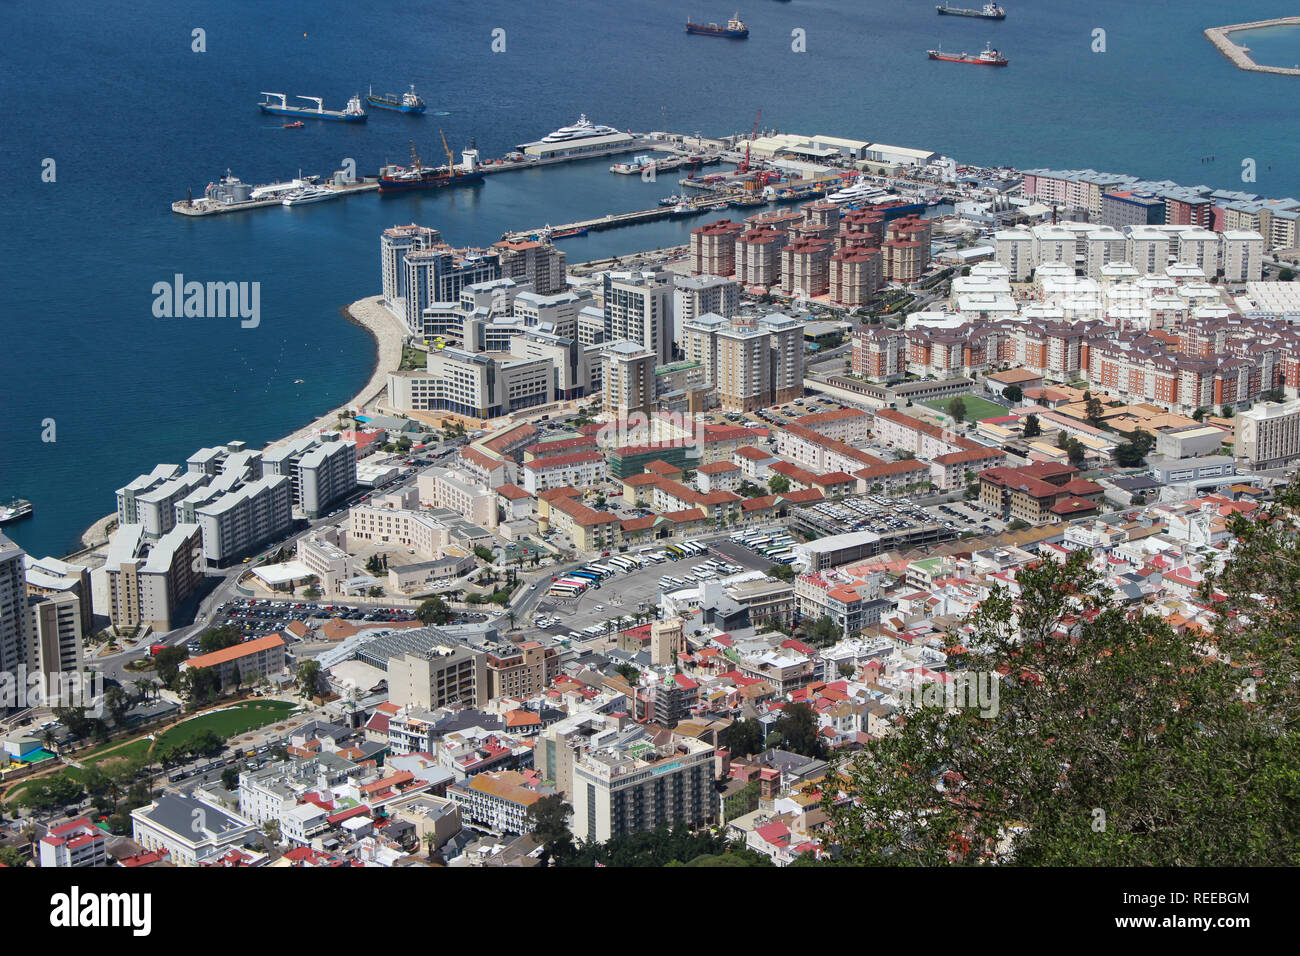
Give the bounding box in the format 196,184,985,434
2,0,1299,558
1229,24,1300,70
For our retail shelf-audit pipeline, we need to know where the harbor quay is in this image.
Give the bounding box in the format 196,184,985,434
1205,18,1300,76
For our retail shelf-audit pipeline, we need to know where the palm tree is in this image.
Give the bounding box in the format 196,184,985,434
424,832,439,860
39,728,57,754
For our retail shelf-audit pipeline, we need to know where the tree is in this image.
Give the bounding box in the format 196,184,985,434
721,718,766,758
0,847,29,868
1022,414,1041,438
769,702,825,759
473,545,495,563
152,646,189,688
526,794,574,866
1221,405,1235,418
1279,267,1294,281
947,397,967,423
221,767,239,791
805,615,842,648
296,660,322,699
766,563,795,583
1006,518,1031,532
367,586,384,598
821,540,1300,866
199,625,243,655
1192,406,1208,422
1083,391,1105,427
768,474,791,495
614,662,641,684
416,596,453,626
103,685,132,727
1003,384,1023,403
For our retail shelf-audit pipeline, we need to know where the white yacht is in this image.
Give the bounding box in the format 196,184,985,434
282,186,341,206
826,175,892,205
540,113,619,143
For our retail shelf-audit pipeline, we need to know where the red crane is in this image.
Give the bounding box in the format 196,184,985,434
739,108,761,174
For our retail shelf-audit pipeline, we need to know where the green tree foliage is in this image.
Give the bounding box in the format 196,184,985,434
526,794,574,866
768,474,792,495
153,646,189,688
805,615,842,648
296,660,322,698
720,717,766,758
198,624,242,656
766,563,795,583
1003,385,1023,403
1022,414,1041,438
948,397,967,423
559,825,732,868
768,701,826,759
416,596,454,626
820,523,1300,865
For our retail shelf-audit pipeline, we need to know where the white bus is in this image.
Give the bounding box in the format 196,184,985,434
588,564,617,577
608,556,637,571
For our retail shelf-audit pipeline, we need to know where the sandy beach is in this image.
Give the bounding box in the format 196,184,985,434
73,296,408,557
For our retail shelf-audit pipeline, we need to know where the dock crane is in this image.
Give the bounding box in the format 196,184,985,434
440,129,457,175
738,108,761,174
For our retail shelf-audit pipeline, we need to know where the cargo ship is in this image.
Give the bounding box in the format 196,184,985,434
378,137,485,194
366,84,427,114
936,3,1006,19
258,92,367,121
0,498,32,525
686,13,749,38
927,43,1008,66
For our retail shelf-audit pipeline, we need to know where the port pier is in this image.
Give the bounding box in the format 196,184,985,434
1205,18,1300,76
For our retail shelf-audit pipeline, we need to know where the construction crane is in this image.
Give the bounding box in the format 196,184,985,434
440,129,457,174
739,108,761,174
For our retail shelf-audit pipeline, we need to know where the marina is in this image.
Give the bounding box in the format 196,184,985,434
1205,18,1300,76
171,126,669,216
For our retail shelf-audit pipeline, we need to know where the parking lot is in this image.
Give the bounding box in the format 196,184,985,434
526,536,775,640
926,499,1008,536
200,598,420,654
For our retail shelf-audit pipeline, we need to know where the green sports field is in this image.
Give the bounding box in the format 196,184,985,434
922,394,1007,423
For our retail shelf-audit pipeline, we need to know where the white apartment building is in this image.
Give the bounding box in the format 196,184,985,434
417,468,498,529
262,436,357,519
102,522,204,631
521,450,607,495
194,474,294,567
388,346,554,419
601,340,656,419
1236,400,1300,469
603,270,672,365
570,735,714,843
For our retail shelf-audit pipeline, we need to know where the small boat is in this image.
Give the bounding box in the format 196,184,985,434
658,194,684,207
686,13,749,38
552,226,589,239
0,498,33,524
927,42,1009,66
283,121,304,129
937,3,1006,20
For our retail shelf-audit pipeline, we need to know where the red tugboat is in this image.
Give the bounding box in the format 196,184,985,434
927,41,1008,66
283,120,305,128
